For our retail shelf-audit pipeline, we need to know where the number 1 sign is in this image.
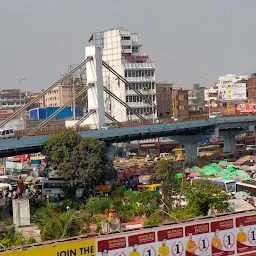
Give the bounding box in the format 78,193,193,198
210,218,235,255
157,226,185,256
235,214,256,254
184,222,211,256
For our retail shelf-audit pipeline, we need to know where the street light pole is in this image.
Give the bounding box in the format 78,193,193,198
208,97,211,117
18,78,26,106
145,75,155,123
72,76,76,122
18,78,26,131
151,78,155,124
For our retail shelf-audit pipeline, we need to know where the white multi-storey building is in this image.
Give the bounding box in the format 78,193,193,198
217,74,248,85
100,28,156,122
204,85,218,108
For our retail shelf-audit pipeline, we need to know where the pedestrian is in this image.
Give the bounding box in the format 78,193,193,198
17,175,24,199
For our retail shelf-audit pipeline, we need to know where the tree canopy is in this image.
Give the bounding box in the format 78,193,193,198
43,129,117,187
181,179,229,216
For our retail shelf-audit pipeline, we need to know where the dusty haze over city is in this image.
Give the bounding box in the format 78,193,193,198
0,0,256,91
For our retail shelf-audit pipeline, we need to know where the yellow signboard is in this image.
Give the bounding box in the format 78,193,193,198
2,238,95,256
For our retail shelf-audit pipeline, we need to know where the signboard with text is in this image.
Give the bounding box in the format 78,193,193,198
5,212,256,256
218,83,246,102
235,103,256,114
97,236,127,256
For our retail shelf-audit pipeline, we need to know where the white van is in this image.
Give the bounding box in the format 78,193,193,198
0,129,15,139
99,126,109,130
209,112,222,119
246,145,256,151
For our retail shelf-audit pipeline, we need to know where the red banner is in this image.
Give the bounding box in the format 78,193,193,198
98,237,126,252
128,232,155,247
235,103,256,113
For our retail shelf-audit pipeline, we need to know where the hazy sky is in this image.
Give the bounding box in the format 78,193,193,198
1,0,256,92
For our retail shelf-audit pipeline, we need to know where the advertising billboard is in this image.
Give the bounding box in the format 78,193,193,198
235,103,256,114
218,83,247,102
4,212,256,256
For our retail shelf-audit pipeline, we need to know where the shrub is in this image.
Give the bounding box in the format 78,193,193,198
144,213,161,226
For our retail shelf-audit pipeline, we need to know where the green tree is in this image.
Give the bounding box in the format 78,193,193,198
86,197,111,215
43,129,117,190
181,179,229,216
155,160,177,184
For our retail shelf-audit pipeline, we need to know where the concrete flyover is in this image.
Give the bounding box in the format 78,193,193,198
0,115,255,160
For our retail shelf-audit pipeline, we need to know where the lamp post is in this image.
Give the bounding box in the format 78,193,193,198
145,75,154,123
72,76,76,122
18,78,26,106
18,78,26,131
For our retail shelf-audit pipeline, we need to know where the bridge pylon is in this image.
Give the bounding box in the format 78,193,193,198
80,46,105,129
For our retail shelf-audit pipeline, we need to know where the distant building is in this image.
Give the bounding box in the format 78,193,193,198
39,74,81,108
0,89,25,110
216,74,247,114
188,84,205,114
217,74,248,85
172,88,189,119
204,85,218,109
156,83,173,117
98,28,156,122
247,73,256,102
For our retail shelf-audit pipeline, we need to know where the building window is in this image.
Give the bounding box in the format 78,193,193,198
122,36,130,40
123,45,131,49
179,95,184,100
125,71,128,77
179,106,185,110
127,71,131,77
126,96,129,102
131,71,135,77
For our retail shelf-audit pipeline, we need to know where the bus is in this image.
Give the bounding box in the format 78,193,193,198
172,148,185,161
42,178,65,198
137,174,162,192
235,180,256,201
193,177,236,194
197,145,221,157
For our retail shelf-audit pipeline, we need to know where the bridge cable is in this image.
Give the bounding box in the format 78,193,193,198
28,83,93,135
103,86,147,122
104,112,122,126
73,109,96,129
0,57,93,129
102,61,166,117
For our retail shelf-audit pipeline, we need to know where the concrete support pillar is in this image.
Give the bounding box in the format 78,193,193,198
106,145,117,160
83,46,105,129
172,135,203,161
220,130,240,153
